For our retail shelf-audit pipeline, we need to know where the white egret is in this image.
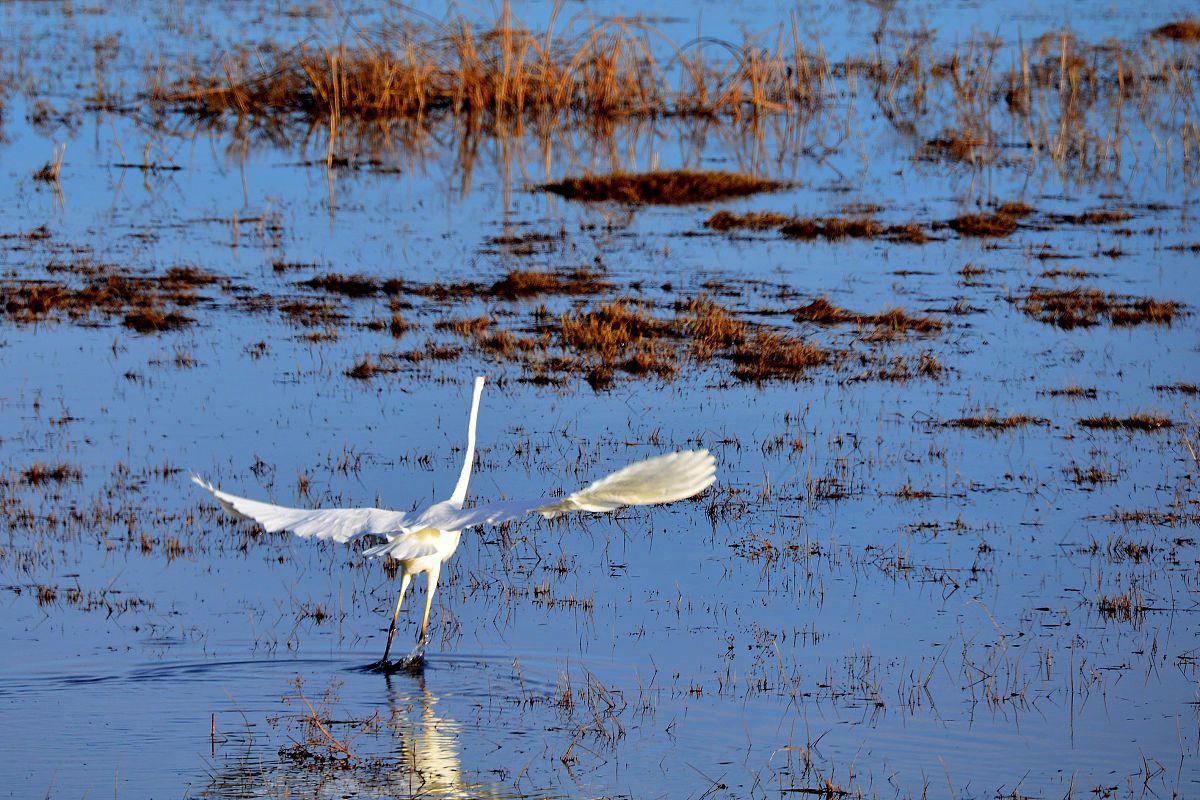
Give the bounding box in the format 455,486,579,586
191,376,716,667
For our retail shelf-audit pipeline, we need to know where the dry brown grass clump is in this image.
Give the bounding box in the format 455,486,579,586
307,269,611,303
559,301,674,358
21,462,81,486
780,217,882,240
437,315,547,357
615,344,678,379
485,231,565,255
704,211,793,231
1040,267,1096,281
703,211,931,242
996,202,1036,217
1067,464,1117,485
892,481,934,500
542,171,783,205
435,316,494,336
546,296,767,383
1,269,208,332
792,297,856,324
886,223,931,244
958,263,988,278
857,352,945,382
1154,382,1199,395
1046,384,1098,398
1152,20,1200,42
945,202,1035,237
1016,286,1179,329
474,329,547,358
366,311,411,337
280,299,345,327
163,266,220,287
387,280,476,300
1049,209,1133,225
793,297,943,335
676,296,749,355
1096,590,1147,623
1108,538,1152,562
948,212,1020,237
915,352,944,380
945,413,1050,430
301,273,380,297
398,341,463,363
271,260,316,272
3,284,67,320
520,355,583,387
1109,299,1178,326
489,269,610,299
387,313,411,337
1104,509,1200,527
123,307,192,333
730,330,826,381
560,297,760,374
350,340,465,378
1078,414,1174,431
870,308,943,335
778,217,931,243
423,296,758,387
345,355,392,380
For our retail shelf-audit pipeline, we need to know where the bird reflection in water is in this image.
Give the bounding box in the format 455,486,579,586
377,671,507,800
204,669,513,799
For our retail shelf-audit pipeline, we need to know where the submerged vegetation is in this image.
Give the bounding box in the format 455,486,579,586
945,413,1050,430
0,265,217,331
1078,413,1175,431
729,330,826,381
383,290,949,386
792,298,943,335
542,171,784,204
1152,20,1200,42
385,294,832,386
0,254,952,388
1014,286,1180,329
947,211,1020,238
704,211,794,231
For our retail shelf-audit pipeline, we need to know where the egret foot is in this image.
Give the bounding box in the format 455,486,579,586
365,656,424,674
394,650,426,672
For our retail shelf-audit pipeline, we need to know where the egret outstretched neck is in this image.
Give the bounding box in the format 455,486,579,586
448,376,485,508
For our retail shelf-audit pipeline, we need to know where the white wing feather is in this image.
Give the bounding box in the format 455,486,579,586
191,449,715,557
361,535,442,561
190,473,414,543
414,449,717,533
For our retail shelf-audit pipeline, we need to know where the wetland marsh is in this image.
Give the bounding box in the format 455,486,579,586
0,1,1198,797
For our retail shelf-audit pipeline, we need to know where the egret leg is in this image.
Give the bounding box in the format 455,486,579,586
380,572,412,665
417,565,442,648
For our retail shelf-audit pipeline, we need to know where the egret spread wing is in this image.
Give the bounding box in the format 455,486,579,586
190,473,414,543
414,449,717,532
